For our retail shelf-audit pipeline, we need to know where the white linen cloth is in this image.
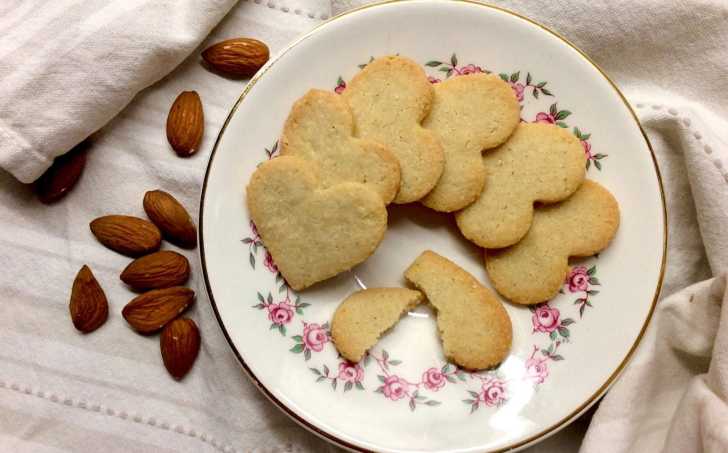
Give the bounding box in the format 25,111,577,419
0,2,338,452
0,0,238,183
1,1,727,452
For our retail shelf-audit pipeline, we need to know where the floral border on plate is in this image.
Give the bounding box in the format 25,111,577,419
243,55,607,413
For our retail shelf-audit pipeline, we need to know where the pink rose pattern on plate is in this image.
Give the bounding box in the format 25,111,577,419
498,69,553,99
244,55,608,413
338,362,364,383
334,76,346,94
268,302,293,325
573,127,607,170
531,303,574,342
532,304,560,333
525,354,549,385
310,360,366,392
510,81,525,102
302,322,329,352
263,250,278,274
290,321,330,360
480,376,508,407
371,351,443,410
381,375,407,401
252,284,310,337
565,265,602,317
424,54,484,78
422,367,447,391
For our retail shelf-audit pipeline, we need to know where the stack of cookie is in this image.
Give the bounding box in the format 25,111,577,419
247,56,619,370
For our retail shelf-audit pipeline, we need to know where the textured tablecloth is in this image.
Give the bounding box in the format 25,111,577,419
1,1,727,452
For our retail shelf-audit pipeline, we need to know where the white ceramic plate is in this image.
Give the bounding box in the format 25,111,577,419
199,1,666,451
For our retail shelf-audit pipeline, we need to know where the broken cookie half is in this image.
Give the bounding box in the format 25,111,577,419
331,288,423,363
405,250,512,370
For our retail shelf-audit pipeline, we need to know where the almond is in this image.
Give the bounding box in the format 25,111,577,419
90,215,161,257
201,38,269,78
35,139,89,204
69,265,108,333
143,190,197,248
122,286,194,334
160,318,200,379
166,91,204,157
121,251,190,291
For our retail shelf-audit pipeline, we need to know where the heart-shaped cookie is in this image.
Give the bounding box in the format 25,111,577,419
332,288,424,363
405,251,512,370
456,123,586,248
280,89,400,204
246,156,388,290
485,180,619,305
344,56,445,204
421,74,520,212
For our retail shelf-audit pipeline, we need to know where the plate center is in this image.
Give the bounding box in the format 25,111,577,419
352,203,488,291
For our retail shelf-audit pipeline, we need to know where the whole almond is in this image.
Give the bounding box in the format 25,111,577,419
69,265,108,333
121,251,190,291
35,139,89,204
143,190,197,248
201,38,269,77
166,91,204,157
160,318,200,379
122,287,195,334
90,215,161,257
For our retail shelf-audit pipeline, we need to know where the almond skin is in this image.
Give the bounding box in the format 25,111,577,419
35,139,89,204
121,251,190,291
201,38,269,77
160,318,200,379
122,287,194,334
143,190,197,248
166,91,204,157
90,215,161,257
69,265,108,333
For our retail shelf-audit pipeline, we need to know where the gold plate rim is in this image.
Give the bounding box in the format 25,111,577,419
198,1,668,451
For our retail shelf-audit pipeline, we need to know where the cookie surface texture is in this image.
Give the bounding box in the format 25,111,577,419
485,180,620,305
332,288,424,363
421,74,520,212
343,56,444,204
246,156,387,291
456,122,587,248
280,89,400,204
404,251,512,370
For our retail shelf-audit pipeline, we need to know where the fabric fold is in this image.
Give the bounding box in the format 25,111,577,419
0,0,238,183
